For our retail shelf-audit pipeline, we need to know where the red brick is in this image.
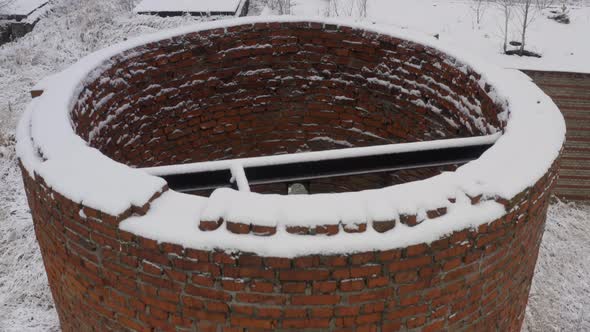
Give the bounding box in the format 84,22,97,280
212,252,236,264
325,256,347,266
282,318,330,328
265,257,291,268
313,280,338,293
236,293,286,305
348,289,393,304
407,316,426,328
292,295,340,305
350,265,382,278
284,308,306,318
294,256,320,268
221,279,245,291
192,274,214,286
376,249,402,262
231,317,276,329
250,280,274,293
394,271,418,283
388,256,432,272
406,244,428,256
279,270,330,281
185,285,231,301
282,282,306,293
257,307,282,318
340,279,365,292
310,307,334,318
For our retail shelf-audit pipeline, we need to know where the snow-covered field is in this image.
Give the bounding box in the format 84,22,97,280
0,0,589,331
0,0,48,16
522,200,590,332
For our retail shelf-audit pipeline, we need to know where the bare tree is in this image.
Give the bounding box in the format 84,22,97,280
265,0,292,15
516,0,555,54
518,0,534,54
496,0,514,53
120,0,136,12
535,0,555,11
515,0,548,54
278,0,292,15
327,0,352,17
470,0,488,27
326,0,368,18
0,0,15,10
496,0,555,55
357,0,368,18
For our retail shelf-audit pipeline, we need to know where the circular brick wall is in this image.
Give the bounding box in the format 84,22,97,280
71,21,503,195
75,22,501,169
18,19,565,332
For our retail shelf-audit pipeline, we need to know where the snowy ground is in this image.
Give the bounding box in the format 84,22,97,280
522,200,590,332
0,0,48,17
0,0,589,331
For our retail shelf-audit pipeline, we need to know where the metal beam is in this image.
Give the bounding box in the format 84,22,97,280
157,138,496,193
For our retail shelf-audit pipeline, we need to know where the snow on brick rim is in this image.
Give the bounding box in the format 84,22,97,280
16,16,565,257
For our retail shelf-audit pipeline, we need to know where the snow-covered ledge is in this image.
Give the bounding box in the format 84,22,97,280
17,16,564,257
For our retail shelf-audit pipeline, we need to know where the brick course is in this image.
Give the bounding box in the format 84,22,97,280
21,22,562,331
